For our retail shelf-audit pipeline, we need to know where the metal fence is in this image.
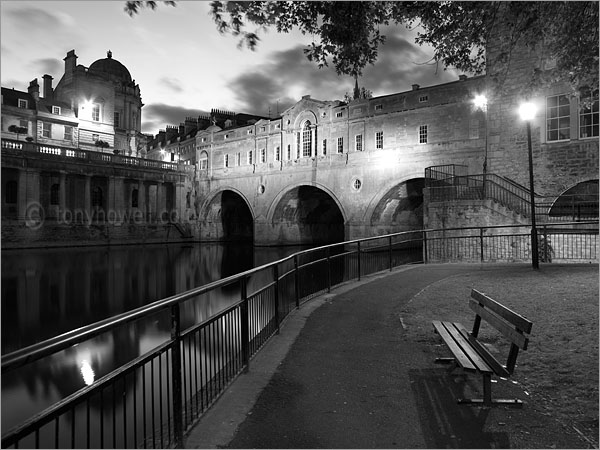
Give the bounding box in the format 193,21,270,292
1,222,597,448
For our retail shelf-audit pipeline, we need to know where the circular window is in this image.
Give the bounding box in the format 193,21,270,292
352,179,362,191
258,184,265,195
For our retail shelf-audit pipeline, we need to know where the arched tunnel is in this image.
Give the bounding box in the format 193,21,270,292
370,178,425,231
203,190,254,242
271,185,345,245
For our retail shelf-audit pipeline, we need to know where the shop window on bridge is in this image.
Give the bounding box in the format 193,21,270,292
131,189,139,208
5,180,17,204
50,184,60,205
579,89,599,139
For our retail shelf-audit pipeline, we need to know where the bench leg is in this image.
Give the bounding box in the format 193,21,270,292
457,373,524,408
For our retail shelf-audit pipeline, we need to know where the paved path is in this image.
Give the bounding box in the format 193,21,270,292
185,264,584,449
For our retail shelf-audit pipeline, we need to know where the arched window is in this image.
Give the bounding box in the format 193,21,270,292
131,188,139,208
5,181,17,204
199,151,208,171
549,180,598,220
50,184,60,205
302,121,312,157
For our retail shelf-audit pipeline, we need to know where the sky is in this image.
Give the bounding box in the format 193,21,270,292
1,1,463,136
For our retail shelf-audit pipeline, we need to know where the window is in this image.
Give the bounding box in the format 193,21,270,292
546,94,570,141
337,137,344,153
375,131,383,149
91,187,103,207
419,95,429,103
469,119,479,139
199,152,208,170
353,179,362,190
19,119,28,131
355,134,363,151
260,126,266,132
322,139,327,156
42,122,51,138
375,104,383,111
201,137,207,143
302,121,312,157
92,133,99,142
50,184,60,205
287,144,291,160
336,111,343,118
64,126,73,141
5,180,17,204
224,154,230,167
114,111,121,128
247,150,253,165
579,90,599,139
419,125,428,144
275,146,281,161
260,148,266,163
18,99,28,109
236,152,241,166
130,189,138,207
247,129,253,135
52,106,61,115
92,104,100,122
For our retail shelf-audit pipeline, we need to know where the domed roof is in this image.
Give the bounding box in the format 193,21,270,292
88,50,132,84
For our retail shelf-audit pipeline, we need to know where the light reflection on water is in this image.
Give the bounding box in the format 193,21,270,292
1,242,305,434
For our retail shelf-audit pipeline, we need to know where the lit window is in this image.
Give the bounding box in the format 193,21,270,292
355,134,363,151
376,131,383,149
322,139,327,156
260,148,266,163
199,156,208,170
247,150,253,165
92,104,100,122
18,99,28,109
19,119,28,130
275,146,281,161
375,104,383,111
419,125,428,144
302,121,312,157
419,95,429,103
546,94,570,141
42,122,51,138
337,137,344,153
52,105,61,115
579,90,599,139
64,126,73,141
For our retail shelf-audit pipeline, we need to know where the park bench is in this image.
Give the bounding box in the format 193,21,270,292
432,289,533,407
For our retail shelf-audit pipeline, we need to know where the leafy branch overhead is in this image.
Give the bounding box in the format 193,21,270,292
125,1,599,91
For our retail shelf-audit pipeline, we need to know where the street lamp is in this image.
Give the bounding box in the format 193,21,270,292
473,94,488,196
518,101,539,269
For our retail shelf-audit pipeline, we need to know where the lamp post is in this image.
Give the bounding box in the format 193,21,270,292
518,102,539,269
473,94,488,197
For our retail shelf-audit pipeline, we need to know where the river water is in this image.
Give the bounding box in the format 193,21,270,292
1,242,307,434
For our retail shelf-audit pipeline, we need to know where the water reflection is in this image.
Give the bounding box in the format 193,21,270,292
1,242,305,435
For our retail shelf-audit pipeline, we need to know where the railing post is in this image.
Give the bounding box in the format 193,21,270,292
326,247,332,293
272,264,280,334
170,303,184,449
480,227,485,262
240,276,250,372
357,241,362,281
423,231,428,263
388,236,393,271
294,255,300,308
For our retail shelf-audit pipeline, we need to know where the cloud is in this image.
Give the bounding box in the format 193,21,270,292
31,58,63,77
142,103,209,135
6,6,72,28
159,77,183,93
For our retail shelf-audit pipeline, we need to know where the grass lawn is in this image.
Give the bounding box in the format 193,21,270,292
399,263,599,447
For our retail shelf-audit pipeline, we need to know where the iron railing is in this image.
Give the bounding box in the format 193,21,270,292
1,139,194,173
2,222,597,448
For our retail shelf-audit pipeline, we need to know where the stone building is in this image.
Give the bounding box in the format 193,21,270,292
1,49,146,157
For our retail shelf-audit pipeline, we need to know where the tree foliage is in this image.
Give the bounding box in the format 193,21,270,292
125,1,599,91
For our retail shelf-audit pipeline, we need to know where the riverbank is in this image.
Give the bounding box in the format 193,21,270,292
186,263,599,448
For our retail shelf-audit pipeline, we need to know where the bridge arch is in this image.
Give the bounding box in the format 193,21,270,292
199,187,254,242
365,176,426,234
267,182,346,245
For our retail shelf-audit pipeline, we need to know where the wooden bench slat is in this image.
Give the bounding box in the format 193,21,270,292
469,300,530,349
471,289,533,334
455,322,511,378
432,321,493,373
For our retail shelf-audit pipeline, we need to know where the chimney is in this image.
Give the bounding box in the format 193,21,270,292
42,74,53,100
459,74,468,81
184,117,197,135
28,79,40,101
63,50,78,84
412,84,420,91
